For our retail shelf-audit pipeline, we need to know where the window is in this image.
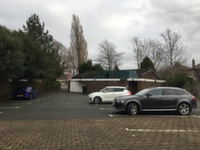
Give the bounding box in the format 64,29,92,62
114,88,124,92
175,89,188,95
163,89,177,95
148,89,162,96
104,88,115,92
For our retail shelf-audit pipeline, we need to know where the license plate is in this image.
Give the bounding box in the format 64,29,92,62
17,95,23,97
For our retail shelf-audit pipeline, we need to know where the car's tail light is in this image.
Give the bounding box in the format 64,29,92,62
128,91,132,95
193,97,197,101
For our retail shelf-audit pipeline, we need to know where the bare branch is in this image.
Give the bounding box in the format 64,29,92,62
160,28,186,77
69,14,88,75
130,37,146,69
97,40,123,70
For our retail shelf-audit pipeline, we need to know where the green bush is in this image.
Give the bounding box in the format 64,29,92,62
164,73,188,88
44,80,61,91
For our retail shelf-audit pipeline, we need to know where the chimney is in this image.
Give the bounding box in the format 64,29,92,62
192,59,195,69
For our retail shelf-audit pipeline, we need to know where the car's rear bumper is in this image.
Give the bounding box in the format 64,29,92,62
191,104,197,110
191,101,197,110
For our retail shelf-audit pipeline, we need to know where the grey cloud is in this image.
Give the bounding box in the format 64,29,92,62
148,0,200,40
0,0,200,69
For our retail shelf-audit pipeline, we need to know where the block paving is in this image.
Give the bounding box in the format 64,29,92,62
1,116,200,150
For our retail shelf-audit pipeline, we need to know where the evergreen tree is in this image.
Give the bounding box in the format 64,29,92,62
23,14,64,81
78,60,93,74
0,25,25,81
140,56,155,71
93,63,103,71
78,60,103,74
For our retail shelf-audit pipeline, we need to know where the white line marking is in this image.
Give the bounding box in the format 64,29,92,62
101,108,113,110
9,103,31,105
109,114,126,117
192,115,200,118
125,128,199,133
0,106,20,109
0,112,4,114
109,114,114,117
108,114,200,118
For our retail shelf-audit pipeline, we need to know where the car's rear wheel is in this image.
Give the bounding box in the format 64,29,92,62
127,103,138,115
93,97,101,104
178,103,190,115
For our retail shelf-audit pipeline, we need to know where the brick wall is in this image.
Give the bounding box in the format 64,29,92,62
0,82,14,99
84,81,129,93
71,70,164,94
83,80,163,94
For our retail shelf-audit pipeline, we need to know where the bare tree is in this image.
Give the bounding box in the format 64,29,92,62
67,47,78,75
69,14,88,75
97,40,124,70
130,37,146,69
143,39,163,71
53,40,72,73
131,37,169,71
160,28,186,77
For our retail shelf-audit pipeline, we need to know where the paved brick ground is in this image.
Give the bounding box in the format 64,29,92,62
1,116,200,150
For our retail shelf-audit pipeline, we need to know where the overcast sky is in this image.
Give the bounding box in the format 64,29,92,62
1,0,200,69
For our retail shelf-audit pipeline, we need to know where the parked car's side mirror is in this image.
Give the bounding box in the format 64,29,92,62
146,93,152,98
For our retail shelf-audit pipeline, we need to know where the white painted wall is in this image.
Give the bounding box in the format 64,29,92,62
70,81,82,92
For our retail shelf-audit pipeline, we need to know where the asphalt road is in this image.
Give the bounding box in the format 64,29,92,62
0,90,200,120
0,91,116,120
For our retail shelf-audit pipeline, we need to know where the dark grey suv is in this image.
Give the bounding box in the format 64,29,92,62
113,87,197,115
